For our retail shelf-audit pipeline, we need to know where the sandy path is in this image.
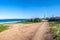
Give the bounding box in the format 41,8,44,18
0,22,43,40
32,22,52,40
0,22,52,40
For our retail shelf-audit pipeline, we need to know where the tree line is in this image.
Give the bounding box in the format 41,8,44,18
46,17,60,22
26,18,42,22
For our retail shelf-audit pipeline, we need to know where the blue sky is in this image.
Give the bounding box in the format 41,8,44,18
0,0,60,19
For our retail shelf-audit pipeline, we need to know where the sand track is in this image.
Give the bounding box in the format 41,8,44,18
0,22,52,40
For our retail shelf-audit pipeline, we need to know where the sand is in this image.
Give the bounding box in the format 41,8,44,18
0,22,52,40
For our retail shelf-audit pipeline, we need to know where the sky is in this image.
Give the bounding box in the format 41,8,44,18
0,0,60,19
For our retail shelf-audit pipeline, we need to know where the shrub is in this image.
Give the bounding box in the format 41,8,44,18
27,18,41,22
47,17,60,22
49,22,60,40
0,25,8,32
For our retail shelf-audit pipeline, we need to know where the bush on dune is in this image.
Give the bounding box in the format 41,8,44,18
27,18,41,22
0,25,8,32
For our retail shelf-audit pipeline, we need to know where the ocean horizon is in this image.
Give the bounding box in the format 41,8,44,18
0,19,27,23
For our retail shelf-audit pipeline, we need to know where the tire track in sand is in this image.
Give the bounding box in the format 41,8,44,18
32,22,53,40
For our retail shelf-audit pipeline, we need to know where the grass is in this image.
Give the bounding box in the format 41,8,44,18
49,22,60,27
49,21,60,40
20,22,34,24
0,24,8,32
17,21,39,24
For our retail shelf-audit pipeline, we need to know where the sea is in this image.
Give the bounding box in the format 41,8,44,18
0,19,27,24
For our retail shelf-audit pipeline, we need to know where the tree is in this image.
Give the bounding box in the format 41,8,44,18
27,18,41,22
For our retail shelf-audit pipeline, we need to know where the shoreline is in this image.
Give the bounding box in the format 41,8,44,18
0,21,21,24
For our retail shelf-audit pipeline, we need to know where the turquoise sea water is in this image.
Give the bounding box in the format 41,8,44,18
0,19,27,23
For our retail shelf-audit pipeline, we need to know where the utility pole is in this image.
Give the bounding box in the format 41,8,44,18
43,13,45,19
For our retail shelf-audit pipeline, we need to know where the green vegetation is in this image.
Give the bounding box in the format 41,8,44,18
49,22,60,27
17,18,42,24
26,18,42,22
0,24,8,32
49,22,60,40
19,22,35,24
46,17,60,22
